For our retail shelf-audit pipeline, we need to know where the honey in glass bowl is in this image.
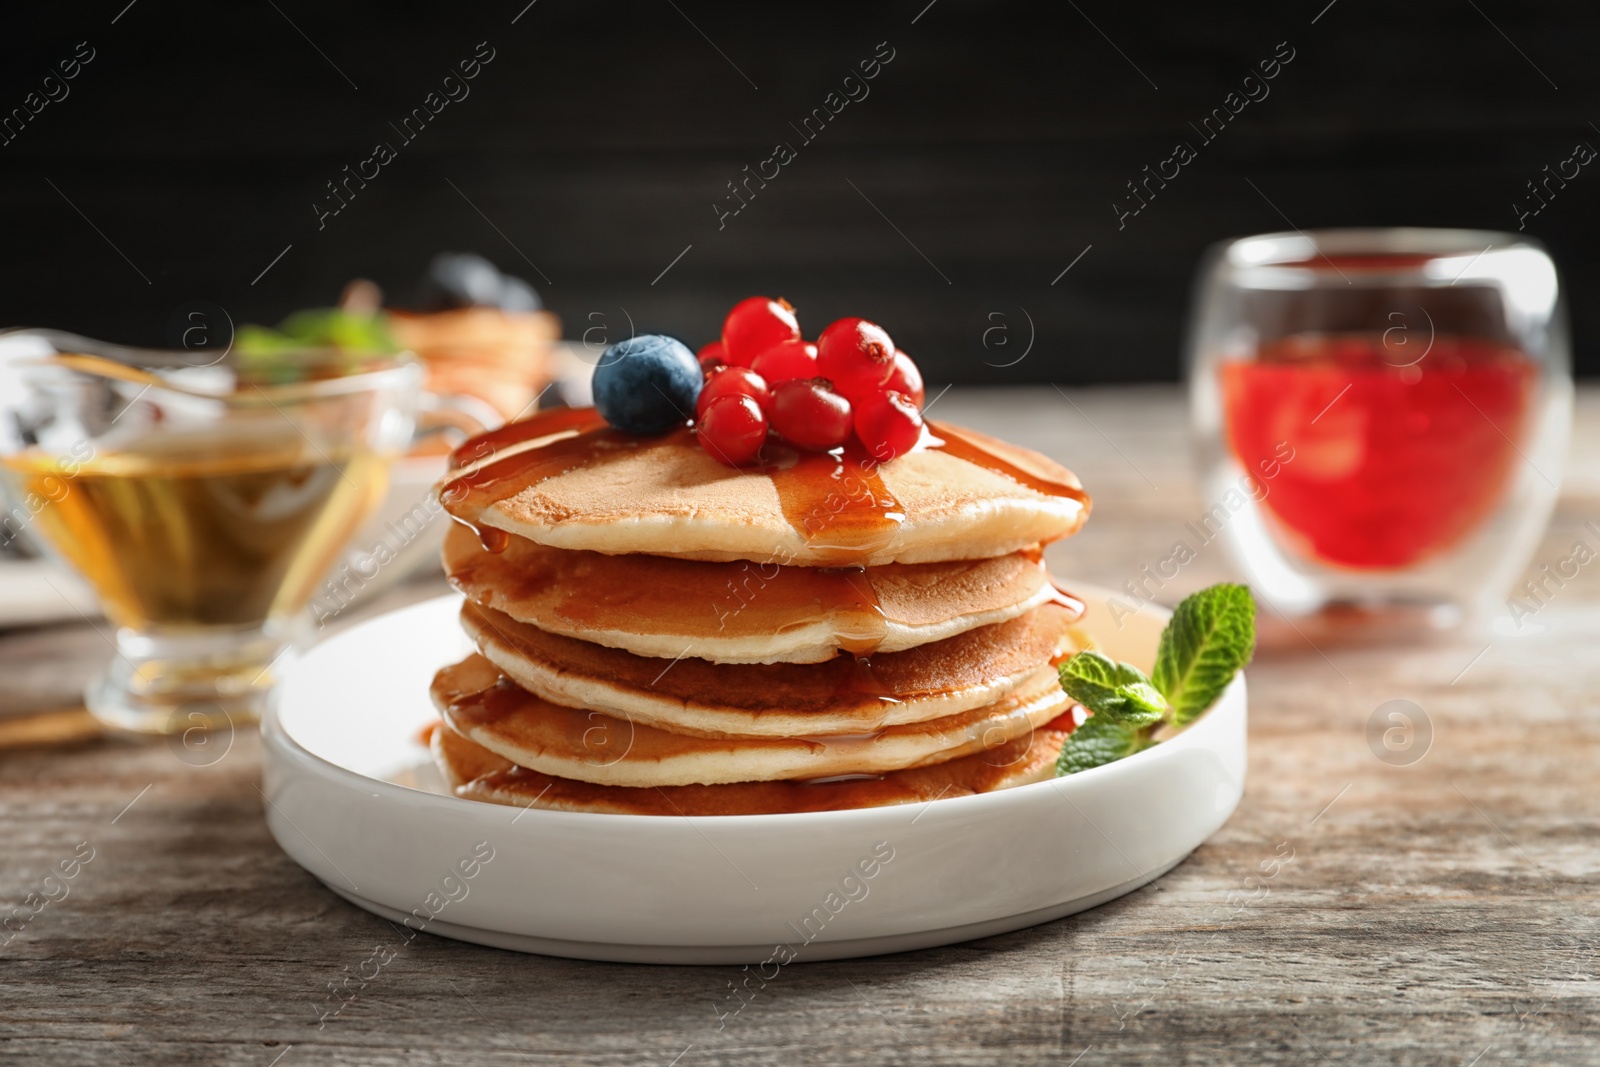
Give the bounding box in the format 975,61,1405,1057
0,338,422,734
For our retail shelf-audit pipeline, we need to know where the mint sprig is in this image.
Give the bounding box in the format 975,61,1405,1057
1055,583,1255,776
235,308,400,384
1057,651,1167,728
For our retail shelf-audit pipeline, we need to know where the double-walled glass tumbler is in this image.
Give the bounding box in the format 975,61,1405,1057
1185,229,1572,629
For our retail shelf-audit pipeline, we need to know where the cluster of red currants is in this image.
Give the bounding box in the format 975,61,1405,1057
694,296,927,467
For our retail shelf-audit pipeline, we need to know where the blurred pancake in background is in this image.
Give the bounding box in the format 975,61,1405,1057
380,253,561,426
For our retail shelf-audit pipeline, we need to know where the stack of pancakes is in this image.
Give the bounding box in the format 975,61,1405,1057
428,409,1092,816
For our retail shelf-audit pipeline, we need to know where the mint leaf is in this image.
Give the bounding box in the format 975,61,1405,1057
235,309,399,384
1152,583,1256,725
1058,651,1168,728
1118,680,1169,722
1056,713,1149,775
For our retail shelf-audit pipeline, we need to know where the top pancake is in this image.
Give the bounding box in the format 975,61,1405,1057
438,410,1090,566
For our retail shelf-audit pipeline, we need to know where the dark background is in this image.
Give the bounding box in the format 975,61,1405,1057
1,0,1594,384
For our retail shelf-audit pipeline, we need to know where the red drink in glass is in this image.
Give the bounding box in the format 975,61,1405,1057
1222,334,1539,570
1185,229,1569,628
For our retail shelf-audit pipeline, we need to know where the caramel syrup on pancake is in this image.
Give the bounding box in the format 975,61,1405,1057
440,407,625,552
764,419,1088,568
445,407,608,472
445,675,529,727
446,671,640,763
1018,544,1086,619
818,568,888,655
831,651,899,709
768,440,906,564
1043,581,1086,617
924,420,1090,507
441,407,900,644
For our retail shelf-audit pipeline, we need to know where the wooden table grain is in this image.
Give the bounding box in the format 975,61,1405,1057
2,386,1597,1067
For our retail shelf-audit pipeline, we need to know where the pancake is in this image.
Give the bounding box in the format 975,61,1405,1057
459,600,1082,738
432,653,1071,788
432,715,1072,815
443,523,1069,664
437,409,1089,566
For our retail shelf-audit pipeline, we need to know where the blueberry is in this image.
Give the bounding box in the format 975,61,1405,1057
416,252,542,312
495,274,541,313
592,334,702,434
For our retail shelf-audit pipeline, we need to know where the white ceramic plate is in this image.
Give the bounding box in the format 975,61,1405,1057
262,588,1246,964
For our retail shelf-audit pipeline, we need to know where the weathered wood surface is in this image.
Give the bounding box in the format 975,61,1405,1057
1,386,1597,1066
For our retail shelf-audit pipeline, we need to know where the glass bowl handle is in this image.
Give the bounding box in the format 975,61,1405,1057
412,391,502,449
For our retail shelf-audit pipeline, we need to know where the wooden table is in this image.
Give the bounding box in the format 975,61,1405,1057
3,386,1597,1066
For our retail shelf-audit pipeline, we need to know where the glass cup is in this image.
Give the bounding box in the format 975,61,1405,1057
1185,229,1572,632
0,331,425,734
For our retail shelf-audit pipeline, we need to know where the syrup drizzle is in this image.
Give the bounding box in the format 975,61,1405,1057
447,674,533,726
767,440,906,564
822,567,889,655
445,407,608,472
446,674,636,764
1018,544,1086,620
828,651,900,711
924,420,1090,507
439,407,633,552
448,666,901,759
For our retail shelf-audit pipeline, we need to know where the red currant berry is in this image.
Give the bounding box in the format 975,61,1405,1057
723,296,800,368
853,390,924,463
816,317,895,402
884,350,925,408
750,339,819,385
697,340,727,373
698,394,768,466
769,378,853,452
696,366,771,420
